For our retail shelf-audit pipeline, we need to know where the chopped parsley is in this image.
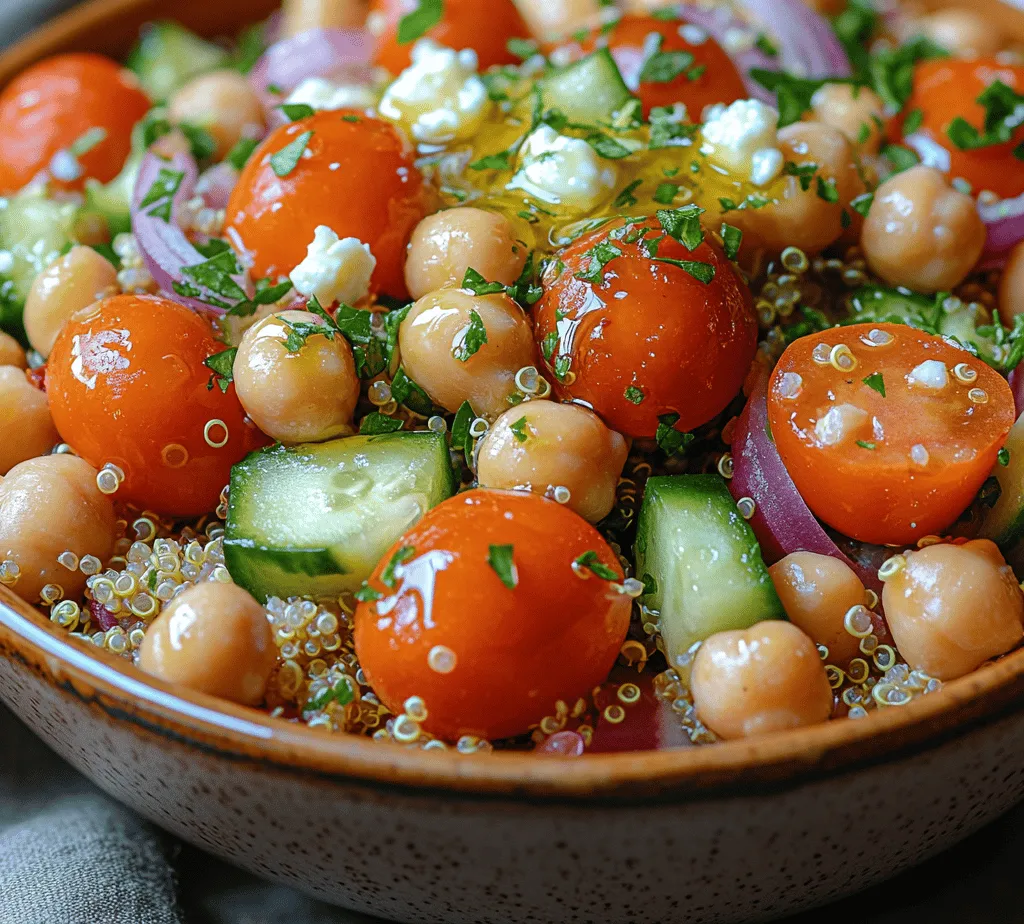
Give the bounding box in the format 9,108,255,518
657,204,704,251
573,551,619,581
452,309,488,362
509,416,530,442
227,136,259,170
576,240,623,284
754,33,778,57
391,366,435,416
541,331,558,362
648,105,698,149
946,80,1024,152
139,167,185,222
856,440,877,450
506,252,544,307
279,102,315,121
450,401,475,460
506,37,539,60
721,223,742,260
903,107,924,135
397,0,443,44
487,544,518,589
654,257,715,284
624,385,644,405
461,267,506,296
270,130,313,177
174,248,248,311
999,448,1011,466
863,372,886,397
656,413,695,456
784,160,819,192
750,69,828,127
470,150,513,171
638,35,697,84
585,132,633,160
381,546,415,587
359,412,404,435
179,123,217,162
868,36,946,112
553,354,572,382
613,179,643,208
69,126,107,157
851,192,874,217
355,583,384,603
653,182,679,205
881,143,919,173
306,676,355,711
204,348,237,394
816,175,839,203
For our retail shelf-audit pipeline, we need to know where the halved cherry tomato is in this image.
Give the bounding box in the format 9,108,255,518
902,59,1024,200
370,0,532,74
0,53,150,195
767,323,1014,546
353,489,632,741
557,14,747,117
225,110,433,300
533,218,757,439
46,294,268,517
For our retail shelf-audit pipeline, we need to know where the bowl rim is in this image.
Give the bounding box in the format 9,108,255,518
4,585,1024,802
3,0,1024,804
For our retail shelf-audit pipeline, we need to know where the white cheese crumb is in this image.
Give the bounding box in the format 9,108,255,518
289,226,376,306
814,404,870,447
907,360,949,390
701,98,783,187
286,77,379,112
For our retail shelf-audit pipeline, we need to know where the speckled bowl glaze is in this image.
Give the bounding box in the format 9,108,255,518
5,1,1024,921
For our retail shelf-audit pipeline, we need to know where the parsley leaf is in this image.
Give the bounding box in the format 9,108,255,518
355,583,383,603
381,546,415,587
856,440,876,450
510,416,530,442
639,35,695,84
863,372,886,396
452,309,488,362
868,36,946,112
390,366,435,415
851,192,874,217
882,143,919,173
576,240,623,284
614,179,643,208
721,223,742,260
507,37,539,60
506,251,544,307
450,401,475,460
279,102,315,121
398,0,443,44
624,385,644,404
226,136,259,170
360,412,404,435
656,412,695,456
816,175,839,203
784,160,819,191
999,447,1011,466
573,550,619,581
470,150,513,171
461,267,507,296
750,69,827,127
946,80,1024,151
204,348,236,393
653,182,678,205
487,544,518,589
654,257,715,283
585,132,633,160
657,204,704,251
270,130,313,177
139,167,185,222
176,249,248,310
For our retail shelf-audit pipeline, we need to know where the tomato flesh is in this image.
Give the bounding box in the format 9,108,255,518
767,323,1015,545
353,489,632,741
225,111,433,299
533,219,757,439
46,295,268,517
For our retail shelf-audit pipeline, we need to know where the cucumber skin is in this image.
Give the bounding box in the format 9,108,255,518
635,475,784,667
982,414,1024,549
541,48,635,124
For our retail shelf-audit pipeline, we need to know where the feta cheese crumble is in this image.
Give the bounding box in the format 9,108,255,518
286,77,379,113
907,360,949,390
378,40,490,145
814,404,870,447
290,226,376,306
507,125,618,213
701,98,784,187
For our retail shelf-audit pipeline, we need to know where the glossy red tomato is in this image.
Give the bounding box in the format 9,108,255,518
354,489,632,741
902,59,1024,200
0,53,150,195
46,295,268,517
558,14,747,117
533,218,757,439
370,0,532,74
767,323,1015,545
225,110,434,299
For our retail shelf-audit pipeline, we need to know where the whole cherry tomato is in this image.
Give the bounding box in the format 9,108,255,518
369,0,532,74
902,59,1024,201
225,110,433,300
555,14,747,117
46,295,268,517
0,53,150,195
533,217,757,439
354,489,632,741
767,323,1014,546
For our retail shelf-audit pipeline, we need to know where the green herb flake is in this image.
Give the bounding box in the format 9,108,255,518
816,175,840,203
882,143,919,174
585,132,633,160
397,0,443,44
576,240,623,284
856,440,877,450
654,257,715,284
179,123,217,162
452,308,488,362
139,167,185,222
227,136,259,170
279,102,315,121
487,544,518,589
450,400,475,459
69,127,107,157
381,546,416,588
657,204,704,251
655,412,695,456
354,583,383,603
754,33,778,57
506,37,539,60
270,129,313,178
652,182,678,205
784,160,819,192
204,347,237,393
613,179,643,208
851,192,874,217
469,150,513,171
461,267,506,296
639,36,695,84
863,372,886,397
510,416,530,443
573,550,619,581
624,385,644,405
999,447,1011,466
541,331,558,362
903,107,924,135
359,412,404,435
721,223,742,260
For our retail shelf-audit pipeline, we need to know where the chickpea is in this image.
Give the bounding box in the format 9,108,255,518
515,0,603,40
809,83,886,154
477,400,629,522
998,240,1024,323
24,246,118,357
0,367,59,475
405,208,528,301
139,581,277,706
234,310,359,444
917,9,1005,58
283,0,368,38
398,288,537,419
0,332,26,369
690,621,833,740
725,122,865,254
0,455,117,603
861,165,986,294
168,70,265,161
882,540,1024,682
769,552,866,664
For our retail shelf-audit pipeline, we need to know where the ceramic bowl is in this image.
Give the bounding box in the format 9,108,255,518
4,2,1024,922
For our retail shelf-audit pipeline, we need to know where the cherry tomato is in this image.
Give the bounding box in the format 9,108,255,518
567,14,747,117
0,53,150,195
533,218,757,439
225,111,433,299
902,59,1024,201
370,0,532,74
353,489,632,741
767,323,1014,546
46,295,268,517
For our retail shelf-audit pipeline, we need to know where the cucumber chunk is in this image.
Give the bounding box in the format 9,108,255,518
127,22,230,101
225,432,457,602
541,48,635,125
634,475,785,667
981,414,1024,548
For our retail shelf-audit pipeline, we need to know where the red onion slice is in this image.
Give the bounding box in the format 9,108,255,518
130,152,249,317
1010,365,1024,419
979,192,1024,268
729,367,883,593
249,28,376,109
741,0,851,80
195,162,240,211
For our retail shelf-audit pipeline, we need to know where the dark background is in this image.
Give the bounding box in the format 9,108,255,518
1,0,1023,921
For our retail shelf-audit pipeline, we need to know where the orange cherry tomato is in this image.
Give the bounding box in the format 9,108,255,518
370,0,532,74
557,14,747,117
46,294,268,518
353,489,632,741
533,218,757,440
225,110,432,300
767,323,1014,546
0,53,150,195
903,59,1024,200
